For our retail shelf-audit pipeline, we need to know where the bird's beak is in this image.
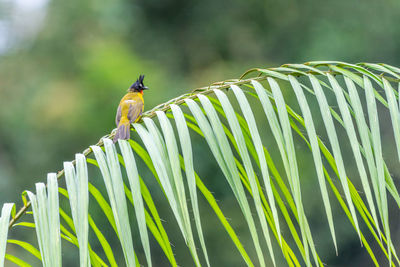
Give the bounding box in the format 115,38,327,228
143,86,149,90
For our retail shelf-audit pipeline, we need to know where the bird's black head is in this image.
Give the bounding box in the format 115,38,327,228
129,75,148,92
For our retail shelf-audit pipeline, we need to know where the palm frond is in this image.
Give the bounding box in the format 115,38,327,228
2,61,400,266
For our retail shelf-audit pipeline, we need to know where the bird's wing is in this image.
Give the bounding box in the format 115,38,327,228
127,100,144,123
115,105,122,126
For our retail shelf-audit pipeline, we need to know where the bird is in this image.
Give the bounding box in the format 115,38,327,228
113,75,148,142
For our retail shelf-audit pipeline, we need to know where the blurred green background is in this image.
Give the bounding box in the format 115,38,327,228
1,0,400,266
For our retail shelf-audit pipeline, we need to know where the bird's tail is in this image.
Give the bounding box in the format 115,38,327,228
113,121,131,143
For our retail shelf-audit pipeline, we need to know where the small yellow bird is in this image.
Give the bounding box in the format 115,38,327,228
113,75,148,142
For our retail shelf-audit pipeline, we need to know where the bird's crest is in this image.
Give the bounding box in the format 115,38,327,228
130,75,148,91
